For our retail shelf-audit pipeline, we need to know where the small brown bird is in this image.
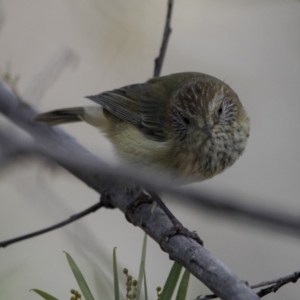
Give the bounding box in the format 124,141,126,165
34,72,250,183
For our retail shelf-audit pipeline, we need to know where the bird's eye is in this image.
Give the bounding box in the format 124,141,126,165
217,106,223,116
177,110,190,125
182,115,190,125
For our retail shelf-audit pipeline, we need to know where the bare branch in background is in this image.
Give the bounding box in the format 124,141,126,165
154,0,173,77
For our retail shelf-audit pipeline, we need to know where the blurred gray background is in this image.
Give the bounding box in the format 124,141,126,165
1,0,300,299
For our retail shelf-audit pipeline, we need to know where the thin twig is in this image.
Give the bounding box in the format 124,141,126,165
153,0,173,77
0,200,104,248
198,271,300,299
256,271,300,298
251,272,300,289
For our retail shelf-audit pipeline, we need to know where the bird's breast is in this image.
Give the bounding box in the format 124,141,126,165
178,150,205,181
177,134,242,182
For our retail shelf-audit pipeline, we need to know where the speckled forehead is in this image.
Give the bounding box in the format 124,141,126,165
208,89,225,112
173,80,224,115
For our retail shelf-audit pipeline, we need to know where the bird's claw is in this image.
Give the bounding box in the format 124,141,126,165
160,221,203,252
125,193,154,225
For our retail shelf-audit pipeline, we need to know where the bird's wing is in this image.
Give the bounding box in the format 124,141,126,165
86,82,169,142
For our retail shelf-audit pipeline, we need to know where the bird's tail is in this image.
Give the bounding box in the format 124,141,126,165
34,107,85,126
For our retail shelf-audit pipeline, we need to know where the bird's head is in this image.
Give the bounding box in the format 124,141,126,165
168,75,250,179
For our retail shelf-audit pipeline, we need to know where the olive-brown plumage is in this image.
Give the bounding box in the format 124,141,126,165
34,72,250,182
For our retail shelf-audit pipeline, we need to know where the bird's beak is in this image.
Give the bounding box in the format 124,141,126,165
200,124,213,138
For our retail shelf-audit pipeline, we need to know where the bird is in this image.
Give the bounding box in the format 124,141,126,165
34,72,250,183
